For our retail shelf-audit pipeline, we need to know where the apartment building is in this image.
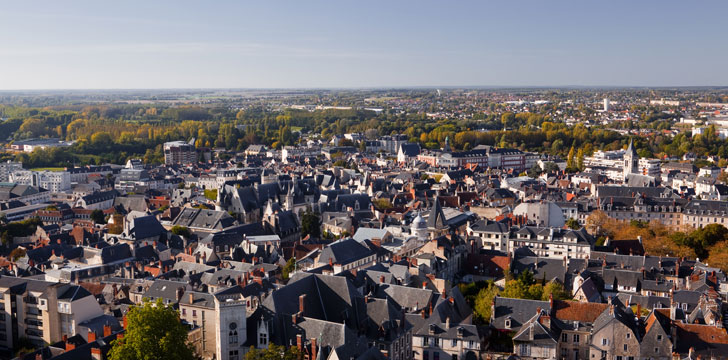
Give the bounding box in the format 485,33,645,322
10,170,71,193
0,278,104,349
0,161,22,183
164,141,196,165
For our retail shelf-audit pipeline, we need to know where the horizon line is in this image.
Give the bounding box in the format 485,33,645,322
0,85,727,92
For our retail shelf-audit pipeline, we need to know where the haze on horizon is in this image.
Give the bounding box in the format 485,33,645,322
1,0,726,90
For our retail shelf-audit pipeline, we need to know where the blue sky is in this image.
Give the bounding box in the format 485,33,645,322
0,1,726,89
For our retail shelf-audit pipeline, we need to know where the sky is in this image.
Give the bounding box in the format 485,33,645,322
0,0,726,89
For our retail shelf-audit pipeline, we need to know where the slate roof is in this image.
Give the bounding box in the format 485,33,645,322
318,238,376,266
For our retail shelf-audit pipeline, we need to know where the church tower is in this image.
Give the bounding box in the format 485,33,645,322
623,138,639,181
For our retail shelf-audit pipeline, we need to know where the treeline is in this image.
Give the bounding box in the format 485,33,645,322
4,103,728,167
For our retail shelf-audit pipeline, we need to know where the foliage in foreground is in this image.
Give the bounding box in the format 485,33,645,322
108,298,196,360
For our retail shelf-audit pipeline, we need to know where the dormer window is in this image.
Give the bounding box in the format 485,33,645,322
505,317,512,329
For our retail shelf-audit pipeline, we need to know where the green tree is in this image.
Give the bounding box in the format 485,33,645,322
542,281,569,301
566,218,580,230
90,209,106,224
473,281,500,323
566,144,576,171
300,211,321,239
245,344,300,360
171,225,191,238
282,257,296,281
107,298,195,360
501,279,529,299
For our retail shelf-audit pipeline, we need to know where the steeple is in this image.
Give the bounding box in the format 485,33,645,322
427,196,446,229
623,138,639,181
626,138,637,156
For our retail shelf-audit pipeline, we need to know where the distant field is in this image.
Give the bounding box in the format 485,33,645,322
30,167,66,171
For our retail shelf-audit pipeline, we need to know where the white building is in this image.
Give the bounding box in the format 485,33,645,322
10,170,71,193
0,161,22,182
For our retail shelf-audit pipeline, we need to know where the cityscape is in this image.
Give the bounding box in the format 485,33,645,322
2,2,728,360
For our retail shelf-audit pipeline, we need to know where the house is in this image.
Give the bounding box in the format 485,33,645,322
398,143,421,164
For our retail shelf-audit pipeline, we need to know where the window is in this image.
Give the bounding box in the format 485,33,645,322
423,350,429,360
259,332,267,346
562,333,568,342
519,344,530,356
655,347,659,353
657,334,662,342
229,350,239,360
229,330,238,344
626,333,631,339
182,308,186,315
573,334,580,343
451,339,457,347
601,338,608,346
192,310,197,317
504,319,511,329
623,344,628,351
433,352,439,360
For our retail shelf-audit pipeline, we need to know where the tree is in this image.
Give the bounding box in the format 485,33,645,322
246,344,300,360
576,147,585,171
282,257,296,281
473,281,500,323
585,210,609,236
527,163,542,178
565,218,580,230
90,209,106,224
9,247,26,261
171,225,191,238
542,161,560,174
566,144,576,171
107,298,195,360
300,211,321,239
542,281,569,301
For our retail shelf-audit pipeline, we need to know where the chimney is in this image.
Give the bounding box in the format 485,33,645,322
421,309,426,319
66,342,75,351
442,290,447,299
445,317,450,329
422,281,427,289
296,334,302,351
380,275,386,284
103,325,112,337
299,294,306,314
549,293,554,312
636,304,642,319
189,293,194,304
122,316,127,329
88,329,97,342
63,335,68,343
91,348,102,360
311,338,317,360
